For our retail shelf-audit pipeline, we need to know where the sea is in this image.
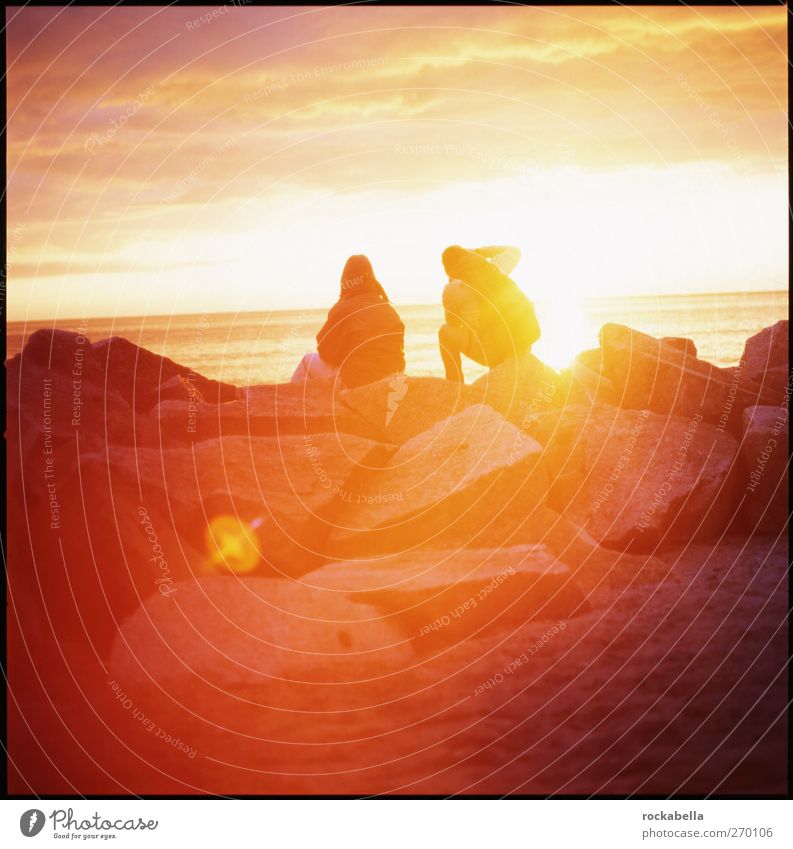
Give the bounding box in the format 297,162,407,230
6,290,788,387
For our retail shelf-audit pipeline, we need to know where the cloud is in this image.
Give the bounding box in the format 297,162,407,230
6,5,787,313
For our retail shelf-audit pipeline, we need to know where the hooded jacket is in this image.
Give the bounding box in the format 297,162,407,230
317,289,405,388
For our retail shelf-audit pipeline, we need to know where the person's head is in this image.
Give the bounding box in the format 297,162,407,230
340,254,389,301
442,245,509,289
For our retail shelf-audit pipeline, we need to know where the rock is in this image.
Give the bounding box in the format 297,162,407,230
661,336,697,358
326,404,548,557
92,336,236,411
340,375,485,444
525,403,740,551
556,360,617,406
575,347,605,373
8,425,388,667
82,432,387,577
473,351,561,429
6,439,207,663
600,323,777,429
5,351,157,498
18,328,235,410
139,373,205,409
110,576,414,695
304,545,587,648
154,382,379,442
10,533,786,795
9,325,789,796
759,365,791,401
740,405,789,534
19,327,99,378
740,320,789,401
5,337,200,653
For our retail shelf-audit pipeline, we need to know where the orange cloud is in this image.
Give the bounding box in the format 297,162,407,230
6,5,787,317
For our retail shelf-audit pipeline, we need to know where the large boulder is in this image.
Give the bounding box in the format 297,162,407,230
12,327,236,413
92,335,237,411
6,344,158,498
110,576,414,695
7,333,167,641
525,403,740,551
10,535,787,795
556,359,618,407
661,336,698,358
740,320,789,401
340,376,485,444
739,405,789,534
6,436,207,677
6,425,388,682
18,327,101,378
154,382,379,442
326,404,548,557
472,351,561,429
87,431,387,575
599,323,778,430
304,544,587,649
138,372,205,409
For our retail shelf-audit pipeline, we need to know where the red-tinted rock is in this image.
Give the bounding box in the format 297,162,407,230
306,544,587,648
17,327,99,376
473,350,561,429
600,323,776,430
661,336,697,358
340,375,485,444
138,373,205,410
5,352,157,501
326,404,548,557
92,336,236,411
83,432,387,576
739,405,789,534
111,576,414,695
739,320,789,401
526,403,740,552
556,360,617,406
154,382,379,443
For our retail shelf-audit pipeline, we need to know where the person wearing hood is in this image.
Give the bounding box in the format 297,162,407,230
291,254,405,389
438,244,540,383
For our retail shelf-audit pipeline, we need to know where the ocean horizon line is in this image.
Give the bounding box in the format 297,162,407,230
7,288,789,327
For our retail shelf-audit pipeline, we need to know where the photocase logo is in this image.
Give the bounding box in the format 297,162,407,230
20,810,46,837
386,374,408,426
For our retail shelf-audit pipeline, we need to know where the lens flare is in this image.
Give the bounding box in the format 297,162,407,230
205,515,260,574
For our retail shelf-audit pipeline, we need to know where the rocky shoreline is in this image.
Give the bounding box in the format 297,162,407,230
6,319,789,794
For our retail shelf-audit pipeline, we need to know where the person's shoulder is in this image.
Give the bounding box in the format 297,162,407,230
325,298,343,317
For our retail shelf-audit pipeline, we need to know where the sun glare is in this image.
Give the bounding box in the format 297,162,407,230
532,297,593,370
205,515,261,574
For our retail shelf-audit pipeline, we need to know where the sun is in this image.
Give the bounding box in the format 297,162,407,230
532,296,596,371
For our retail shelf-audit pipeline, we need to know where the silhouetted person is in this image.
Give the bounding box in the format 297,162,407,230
292,255,405,388
438,245,540,383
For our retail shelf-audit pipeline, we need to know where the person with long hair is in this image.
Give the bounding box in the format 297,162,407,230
438,244,540,382
291,255,405,388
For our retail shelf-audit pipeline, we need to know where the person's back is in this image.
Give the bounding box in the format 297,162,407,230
439,245,539,381
315,255,405,388
318,288,405,388
443,245,539,347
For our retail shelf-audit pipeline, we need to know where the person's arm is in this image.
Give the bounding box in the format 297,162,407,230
442,245,508,301
474,245,521,275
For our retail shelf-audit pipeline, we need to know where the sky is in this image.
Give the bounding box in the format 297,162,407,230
6,4,789,321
